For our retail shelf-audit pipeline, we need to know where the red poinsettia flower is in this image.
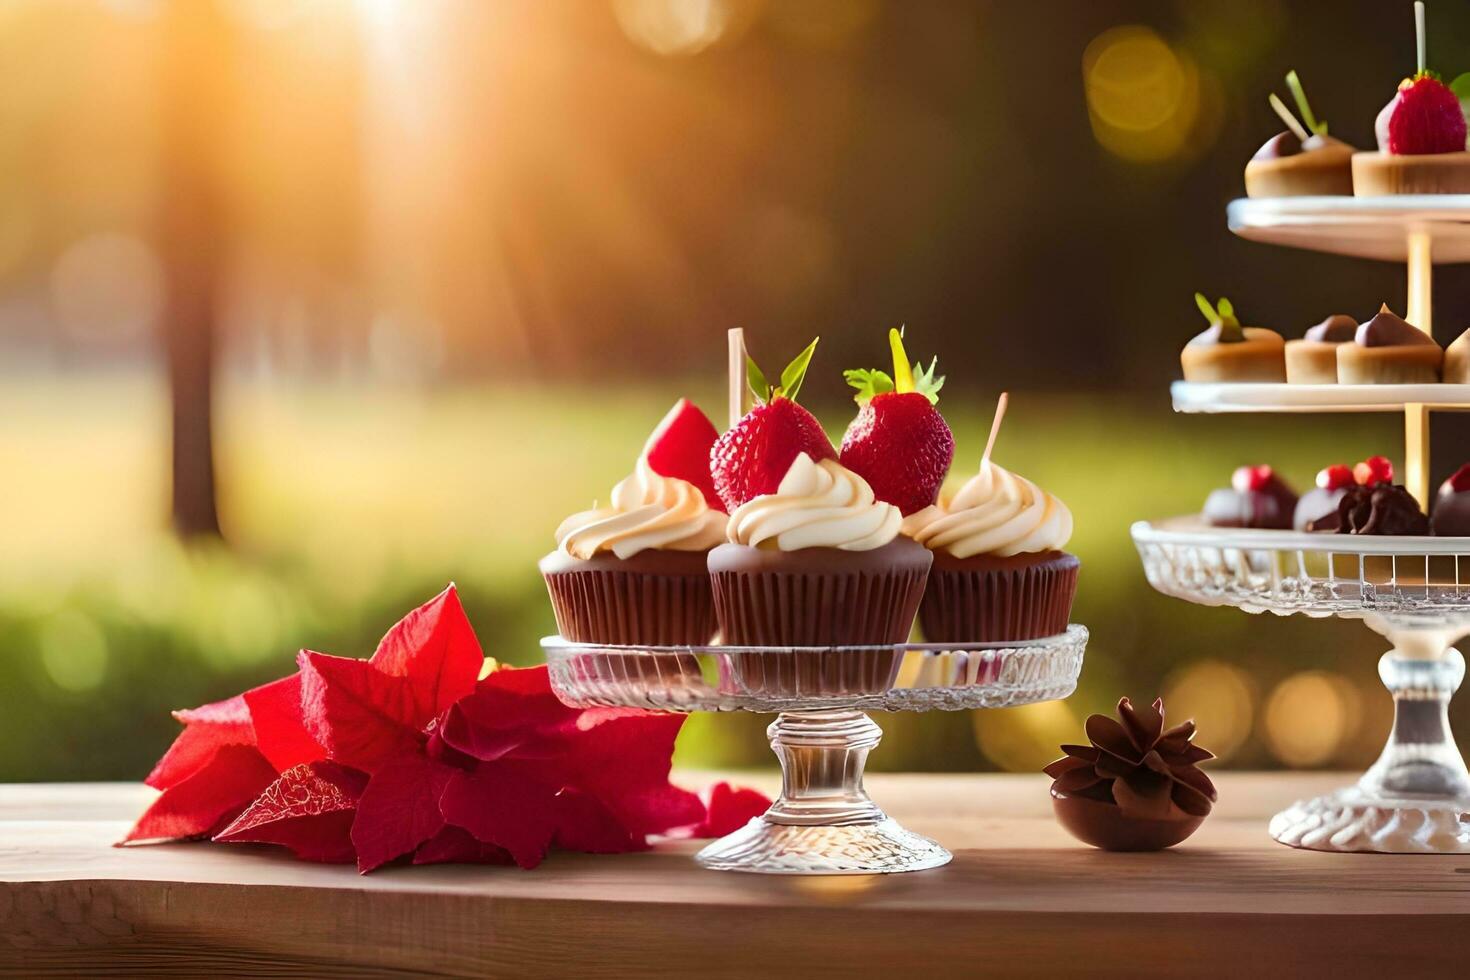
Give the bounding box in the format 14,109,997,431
123,585,770,872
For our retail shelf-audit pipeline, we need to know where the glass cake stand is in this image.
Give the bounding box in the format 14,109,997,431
542,626,1088,874
1134,518,1470,852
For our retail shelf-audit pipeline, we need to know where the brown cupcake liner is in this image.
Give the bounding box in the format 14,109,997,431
919,551,1078,643
541,555,717,648
709,541,931,697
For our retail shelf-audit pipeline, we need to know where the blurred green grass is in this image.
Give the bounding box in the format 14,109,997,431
0,374,1428,781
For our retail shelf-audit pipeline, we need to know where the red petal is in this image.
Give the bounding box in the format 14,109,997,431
123,744,277,844
214,761,367,863
553,790,645,853
243,673,325,771
350,752,455,873
369,584,484,722
438,665,581,762
553,709,702,834
145,694,254,790
439,763,560,869
413,824,513,866
298,650,422,773
689,782,770,838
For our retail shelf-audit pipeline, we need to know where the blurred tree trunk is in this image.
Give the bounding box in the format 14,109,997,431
159,0,226,539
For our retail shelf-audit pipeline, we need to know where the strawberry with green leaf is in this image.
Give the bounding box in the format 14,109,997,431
711,337,836,511
839,328,955,516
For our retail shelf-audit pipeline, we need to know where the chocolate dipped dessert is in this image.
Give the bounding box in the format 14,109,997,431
1202,464,1297,530
1430,464,1470,536
1244,73,1354,198
1307,457,1428,536
1285,314,1356,384
1294,463,1355,531
1442,326,1470,382
1180,294,1285,383
1045,696,1216,852
1337,304,1441,384
1354,4,1470,195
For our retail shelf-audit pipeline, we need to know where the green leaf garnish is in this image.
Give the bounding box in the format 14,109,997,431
1217,297,1234,320
911,356,946,405
1194,292,1219,323
745,355,769,404
1285,70,1327,136
1195,292,1242,340
844,368,894,405
1450,72,1470,103
779,336,819,402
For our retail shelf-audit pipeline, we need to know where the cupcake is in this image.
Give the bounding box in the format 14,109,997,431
709,452,931,647
905,458,1078,643
1179,294,1285,383
1337,304,1441,384
1284,314,1355,384
540,406,726,646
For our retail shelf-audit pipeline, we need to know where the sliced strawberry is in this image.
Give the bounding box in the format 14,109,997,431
644,398,723,511
711,338,835,510
839,328,954,515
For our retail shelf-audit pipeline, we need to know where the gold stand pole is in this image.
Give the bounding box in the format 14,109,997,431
1405,402,1431,510
1407,229,1433,334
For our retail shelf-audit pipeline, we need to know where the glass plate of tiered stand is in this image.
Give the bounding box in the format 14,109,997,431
542,627,1088,874
1134,192,1470,853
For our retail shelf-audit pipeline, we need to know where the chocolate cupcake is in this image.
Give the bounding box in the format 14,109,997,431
541,455,725,646
710,453,929,697
904,458,1078,643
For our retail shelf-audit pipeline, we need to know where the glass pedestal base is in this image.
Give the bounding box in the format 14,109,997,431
696,709,950,875
1271,642,1470,853
695,817,951,874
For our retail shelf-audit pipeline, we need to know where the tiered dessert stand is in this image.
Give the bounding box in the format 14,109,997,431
1134,196,1470,852
544,628,1087,873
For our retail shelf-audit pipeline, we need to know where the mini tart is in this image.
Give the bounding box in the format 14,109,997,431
1244,137,1354,198
1180,328,1286,383
1338,343,1441,383
1443,329,1470,383
1352,151,1470,195
1284,314,1356,384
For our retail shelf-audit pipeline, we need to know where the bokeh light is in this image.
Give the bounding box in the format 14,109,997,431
1161,660,1255,762
50,232,165,342
1082,25,1208,163
972,700,1078,773
38,611,109,693
1263,671,1359,767
612,0,761,56
765,0,880,50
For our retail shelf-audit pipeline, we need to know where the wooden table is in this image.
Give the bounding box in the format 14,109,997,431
3,773,1469,978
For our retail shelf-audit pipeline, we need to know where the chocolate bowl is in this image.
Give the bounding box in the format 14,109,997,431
1051,790,1205,852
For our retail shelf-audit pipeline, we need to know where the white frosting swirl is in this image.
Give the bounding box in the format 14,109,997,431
903,460,1072,558
725,453,901,552
556,456,725,559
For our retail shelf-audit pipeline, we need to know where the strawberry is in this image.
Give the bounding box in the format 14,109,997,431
1377,74,1466,155
644,398,723,511
838,328,955,515
1445,463,1470,495
710,338,835,510
1354,455,1394,487
1316,464,1355,491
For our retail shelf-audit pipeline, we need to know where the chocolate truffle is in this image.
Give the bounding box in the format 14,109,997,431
1285,314,1356,384
1431,465,1470,536
1044,696,1216,852
1203,465,1297,530
1308,484,1428,535
1338,304,1442,384
1180,294,1286,383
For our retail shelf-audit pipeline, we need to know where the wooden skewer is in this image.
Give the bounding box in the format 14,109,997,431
727,328,746,428
981,391,1009,468
1269,93,1309,143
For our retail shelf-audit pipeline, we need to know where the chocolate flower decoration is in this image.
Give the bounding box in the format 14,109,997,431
1044,697,1216,821
1307,483,1428,535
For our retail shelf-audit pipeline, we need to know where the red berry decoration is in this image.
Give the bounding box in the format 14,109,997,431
1231,464,1275,493
1381,75,1466,155
1444,463,1470,495
1354,455,1394,487
839,328,955,516
643,398,724,511
1316,464,1355,491
710,338,836,511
